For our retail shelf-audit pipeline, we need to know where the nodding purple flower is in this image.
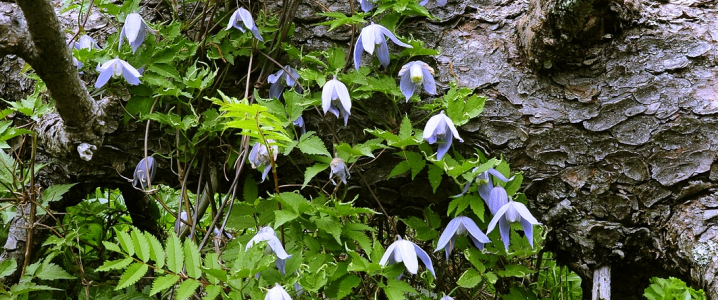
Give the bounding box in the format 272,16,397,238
226,7,264,41
292,115,306,136
440,296,454,300
322,76,352,126
265,284,292,300
398,61,436,102
354,23,412,70
379,236,436,278
268,66,300,99
95,57,142,88
419,0,448,6
358,0,376,12
455,167,513,200
248,140,278,182
435,216,491,262
330,157,349,185
486,192,541,251
246,227,292,275
74,35,101,50
119,13,156,54
422,111,462,160
72,57,84,70
132,156,156,189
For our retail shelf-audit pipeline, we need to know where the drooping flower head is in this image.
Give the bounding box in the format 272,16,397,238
486,195,541,251
354,23,412,70
119,13,156,54
330,157,350,185
248,140,278,182
74,35,101,50
419,0,448,6
265,283,292,300
455,167,513,200
292,115,306,136
422,111,463,160
358,0,376,12
398,61,436,102
132,156,156,189
321,76,351,126
379,236,436,278
268,66,300,99
226,8,264,41
435,216,491,261
95,57,142,88
246,227,292,275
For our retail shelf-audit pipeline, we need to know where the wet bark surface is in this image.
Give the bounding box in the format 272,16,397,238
3,0,718,298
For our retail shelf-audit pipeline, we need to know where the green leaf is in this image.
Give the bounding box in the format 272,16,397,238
397,115,413,142
145,232,165,269
41,183,77,203
274,210,299,228
405,151,426,180
444,83,486,126
132,228,150,262
36,262,74,280
504,174,523,196
384,278,417,300
315,217,342,244
203,285,222,300
183,239,202,279
316,11,367,32
150,274,180,296
148,63,181,81
303,163,329,188
326,46,346,71
276,192,311,213
103,241,122,253
457,268,482,288
497,264,535,278
96,257,133,272
0,258,17,278
387,160,410,179
116,229,135,256
336,274,361,299
297,132,331,157
427,164,443,193
243,176,258,202
424,206,441,229
166,233,184,273
175,279,200,300
115,263,148,290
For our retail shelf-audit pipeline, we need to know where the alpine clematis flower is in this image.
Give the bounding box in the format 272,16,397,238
398,61,436,102
358,0,376,12
487,196,541,251
455,167,513,200
435,216,491,261
419,0,448,6
265,284,292,300
354,23,412,70
440,296,454,300
74,35,101,50
73,57,84,70
133,156,156,189
248,140,278,182
292,115,306,136
329,157,349,185
226,8,264,41
268,66,300,99
95,57,142,88
487,185,509,216
119,13,156,53
379,236,436,278
322,77,351,126
246,227,292,275
422,111,463,160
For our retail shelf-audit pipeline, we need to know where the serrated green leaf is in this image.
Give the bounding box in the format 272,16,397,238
274,210,299,228
132,228,150,262
457,268,482,288
203,285,222,300
297,132,331,157
336,274,361,299
424,206,441,229
103,241,122,253
427,164,443,193
243,176,258,202
0,258,16,278
149,63,181,81
36,261,73,281
41,183,77,203
96,257,133,272
149,274,180,296
344,230,372,257
387,160,410,179
116,229,135,257
504,174,523,196
183,239,201,279
145,232,164,269
398,116,413,142
166,233,184,273
405,151,425,180
326,46,346,71
303,163,329,188
115,263,148,290
315,217,342,244
175,279,200,300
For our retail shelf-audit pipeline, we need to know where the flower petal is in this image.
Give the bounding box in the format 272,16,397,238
414,243,436,278
444,115,463,142
321,80,335,114
226,10,238,31
359,0,375,12
399,71,416,102
422,114,443,142
436,127,453,160
379,241,397,266
486,202,510,234
487,168,512,182
261,164,271,182
130,23,146,53
353,33,364,70
238,8,255,32
378,26,413,48
421,66,437,95
94,67,113,89
488,186,509,215
119,59,142,78
361,26,376,55
376,39,390,68
269,81,284,99
438,0,448,5
435,218,460,254
520,217,535,248
461,217,491,244
419,0,429,5
397,241,418,274
499,218,511,251
513,201,540,225
118,26,126,51
124,13,142,45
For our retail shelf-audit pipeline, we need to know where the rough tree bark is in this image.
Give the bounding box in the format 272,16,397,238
2,0,718,298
